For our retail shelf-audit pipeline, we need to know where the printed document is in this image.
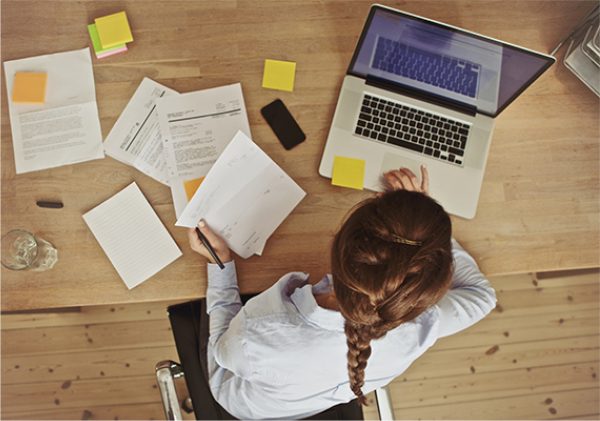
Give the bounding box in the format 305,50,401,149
103,78,178,185
83,182,182,289
176,131,306,259
157,83,251,217
3,48,104,174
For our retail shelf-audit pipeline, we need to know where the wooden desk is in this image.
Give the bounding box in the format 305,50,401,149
2,1,598,311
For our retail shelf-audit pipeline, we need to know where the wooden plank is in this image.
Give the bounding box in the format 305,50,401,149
1,402,167,421
1,319,174,356
390,388,599,420
490,271,599,292
402,335,599,382
1,345,179,385
1,375,161,413
387,362,599,409
1,299,183,330
433,304,599,351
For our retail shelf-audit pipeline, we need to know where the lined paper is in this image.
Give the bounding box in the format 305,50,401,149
83,182,182,289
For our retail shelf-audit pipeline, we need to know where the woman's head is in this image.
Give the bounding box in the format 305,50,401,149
331,190,453,404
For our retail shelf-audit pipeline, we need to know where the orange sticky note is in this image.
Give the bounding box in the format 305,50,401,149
12,72,47,104
331,156,365,190
184,177,205,201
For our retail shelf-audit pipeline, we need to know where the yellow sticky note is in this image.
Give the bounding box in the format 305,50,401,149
95,11,133,49
12,72,47,104
332,156,365,190
262,59,296,92
184,177,205,201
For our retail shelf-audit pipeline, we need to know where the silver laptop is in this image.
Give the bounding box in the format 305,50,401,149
319,4,555,219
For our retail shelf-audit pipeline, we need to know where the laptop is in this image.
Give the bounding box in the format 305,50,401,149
319,4,555,219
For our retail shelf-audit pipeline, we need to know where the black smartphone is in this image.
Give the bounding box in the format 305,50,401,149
261,99,306,150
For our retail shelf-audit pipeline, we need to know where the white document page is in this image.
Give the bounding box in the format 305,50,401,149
157,83,251,217
103,78,178,185
83,182,182,289
3,48,104,174
176,131,306,259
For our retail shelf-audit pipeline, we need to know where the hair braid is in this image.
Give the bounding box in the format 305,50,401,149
344,323,374,405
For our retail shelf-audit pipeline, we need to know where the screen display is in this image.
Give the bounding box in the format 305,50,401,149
349,7,554,116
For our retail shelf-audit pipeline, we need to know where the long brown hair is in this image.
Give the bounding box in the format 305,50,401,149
331,190,453,404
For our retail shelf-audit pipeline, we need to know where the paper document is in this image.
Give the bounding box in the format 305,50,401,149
176,131,306,259
83,182,182,289
157,83,251,217
104,78,178,185
3,48,104,174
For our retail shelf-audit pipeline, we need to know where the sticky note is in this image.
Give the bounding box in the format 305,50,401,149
95,11,133,49
262,59,296,92
12,72,47,104
331,156,365,190
184,177,205,201
88,24,127,58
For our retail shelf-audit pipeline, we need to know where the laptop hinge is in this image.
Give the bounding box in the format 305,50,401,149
365,75,477,116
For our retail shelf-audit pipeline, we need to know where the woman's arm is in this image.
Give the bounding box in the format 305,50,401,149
435,239,497,338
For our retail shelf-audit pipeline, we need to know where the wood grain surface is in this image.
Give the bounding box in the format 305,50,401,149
1,1,598,310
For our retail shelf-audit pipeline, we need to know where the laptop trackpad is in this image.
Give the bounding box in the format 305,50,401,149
380,153,421,178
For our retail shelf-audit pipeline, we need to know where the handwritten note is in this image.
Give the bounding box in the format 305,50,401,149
176,131,306,259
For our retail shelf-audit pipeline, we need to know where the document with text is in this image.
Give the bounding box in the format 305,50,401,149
157,83,251,217
176,131,306,259
103,77,178,185
3,48,104,174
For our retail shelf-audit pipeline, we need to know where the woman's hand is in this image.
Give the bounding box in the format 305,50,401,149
382,165,429,196
187,220,233,264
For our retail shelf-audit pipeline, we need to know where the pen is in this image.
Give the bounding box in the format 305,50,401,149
36,200,64,209
195,227,225,270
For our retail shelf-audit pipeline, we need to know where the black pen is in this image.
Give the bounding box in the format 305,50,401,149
195,227,225,270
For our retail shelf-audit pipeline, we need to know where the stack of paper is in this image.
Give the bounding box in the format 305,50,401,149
83,182,182,289
87,11,133,59
176,131,306,259
104,80,253,220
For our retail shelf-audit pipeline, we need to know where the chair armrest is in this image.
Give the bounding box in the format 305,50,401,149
155,360,185,421
374,386,395,420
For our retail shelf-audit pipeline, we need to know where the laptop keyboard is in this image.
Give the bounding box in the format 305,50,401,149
354,95,470,166
372,37,480,98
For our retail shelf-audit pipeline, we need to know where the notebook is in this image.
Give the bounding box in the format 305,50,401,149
83,182,182,289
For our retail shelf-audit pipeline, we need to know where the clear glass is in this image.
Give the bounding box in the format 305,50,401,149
1,229,58,271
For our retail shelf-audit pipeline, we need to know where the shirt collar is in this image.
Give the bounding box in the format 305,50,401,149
288,274,345,332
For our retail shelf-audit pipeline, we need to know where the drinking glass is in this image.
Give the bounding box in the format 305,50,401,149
1,229,58,271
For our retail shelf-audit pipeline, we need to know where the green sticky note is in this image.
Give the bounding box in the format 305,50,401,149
88,23,126,55
331,156,365,190
262,59,296,92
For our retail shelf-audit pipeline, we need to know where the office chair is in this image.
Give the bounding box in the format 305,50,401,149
155,298,394,420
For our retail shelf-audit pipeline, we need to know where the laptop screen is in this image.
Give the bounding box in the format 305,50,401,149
348,6,555,117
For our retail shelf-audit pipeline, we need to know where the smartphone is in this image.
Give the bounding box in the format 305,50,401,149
261,99,306,150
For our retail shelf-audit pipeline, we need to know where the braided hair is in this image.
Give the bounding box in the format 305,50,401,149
331,190,453,404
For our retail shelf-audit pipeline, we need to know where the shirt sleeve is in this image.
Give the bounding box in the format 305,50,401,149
206,261,243,345
435,239,497,338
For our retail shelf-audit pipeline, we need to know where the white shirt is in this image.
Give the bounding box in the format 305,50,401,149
206,239,496,419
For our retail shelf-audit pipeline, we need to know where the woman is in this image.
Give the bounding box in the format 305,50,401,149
187,167,496,420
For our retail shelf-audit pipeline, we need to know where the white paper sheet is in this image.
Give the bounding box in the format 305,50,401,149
83,182,182,289
3,48,105,174
157,83,251,217
103,78,178,185
176,131,306,259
